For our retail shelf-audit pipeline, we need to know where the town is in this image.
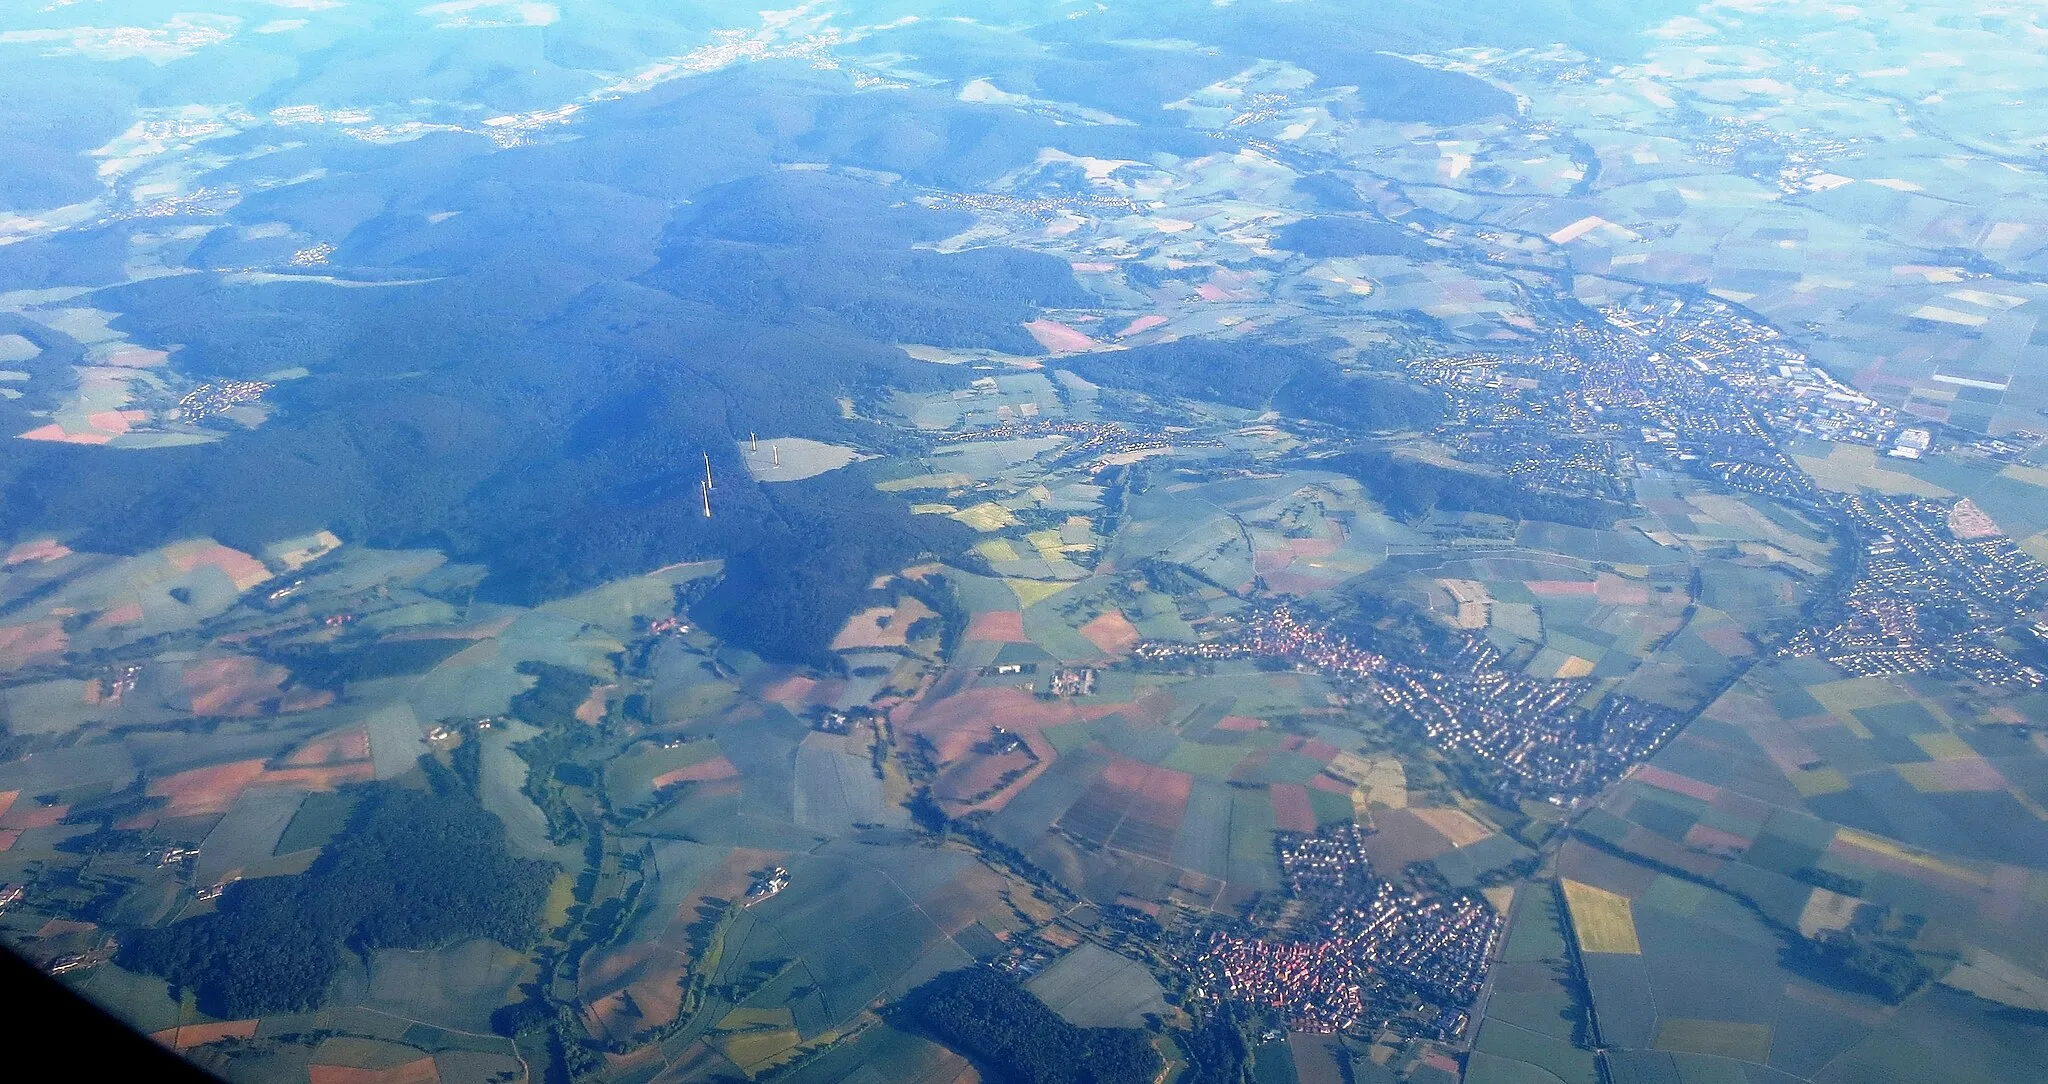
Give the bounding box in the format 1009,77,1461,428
1782,494,2048,685
170,379,273,424
1137,604,1686,803
1180,825,1501,1040
939,416,1175,475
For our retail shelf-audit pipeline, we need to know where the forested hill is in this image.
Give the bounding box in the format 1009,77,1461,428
1059,338,1447,433
1321,449,1628,528
0,9,1561,664
0,69,1132,663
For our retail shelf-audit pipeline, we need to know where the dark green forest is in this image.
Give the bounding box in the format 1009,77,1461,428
0,176,985,663
1272,215,1433,259
266,637,476,692
1323,449,1626,527
1060,338,1446,433
119,783,551,1018
0,16,1591,665
904,967,1161,1084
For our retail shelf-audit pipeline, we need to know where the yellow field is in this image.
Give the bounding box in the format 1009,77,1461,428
1793,445,1951,497
1027,529,1067,560
1414,806,1495,848
543,871,576,929
1897,762,1977,794
1553,654,1595,679
876,472,973,492
1998,463,2048,488
910,503,957,515
975,538,1021,563
1561,879,1642,954
1807,676,1907,715
1008,578,1072,608
1653,1018,1772,1062
951,502,1019,532
268,529,342,570
1788,766,1850,797
2008,787,2048,822
1795,887,1860,937
1911,732,1975,761
718,1007,795,1030
1834,828,1989,886
718,1027,800,1072
1437,578,1492,629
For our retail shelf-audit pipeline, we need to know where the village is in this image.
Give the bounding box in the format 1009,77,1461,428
1137,604,1683,803
1181,825,1501,1041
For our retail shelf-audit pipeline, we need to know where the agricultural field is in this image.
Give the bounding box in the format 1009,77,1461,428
1499,638,2048,1083
1024,943,1170,1028
5,1,2048,1081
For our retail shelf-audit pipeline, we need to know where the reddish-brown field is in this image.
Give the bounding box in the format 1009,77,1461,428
307,1056,441,1084
584,847,785,1038
1023,319,1098,353
286,727,374,766
1254,532,1344,575
263,762,376,790
1062,756,1193,862
0,797,69,830
758,674,820,706
184,657,293,717
85,409,143,435
19,422,112,445
652,756,740,789
963,610,1027,643
163,540,271,592
1632,765,1721,803
280,687,337,713
830,598,935,651
151,755,371,818
151,1020,260,1051
1525,579,1598,596
1216,714,1263,733
0,618,68,670
90,601,145,629
3,538,71,566
1078,610,1141,656
585,990,644,1046
0,829,20,852
905,686,1133,814
575,683,614,726
151,759,269,817
1288,737,1341,762
1309,772,1352,796
1681,823,1750,855
905,687,1082,762
1270,784,1317,832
